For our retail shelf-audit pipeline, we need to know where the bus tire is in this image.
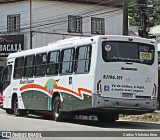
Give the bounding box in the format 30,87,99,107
6,109,14,114
13,97,23,116
52,96,63,122
96,113,118,123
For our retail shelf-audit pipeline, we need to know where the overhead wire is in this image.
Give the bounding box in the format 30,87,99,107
0,10,122,34
0,0,114,25
36,9,122,33
23,0,121,29
0,0,122,35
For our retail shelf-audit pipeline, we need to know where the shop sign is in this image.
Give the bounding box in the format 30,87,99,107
0,35,24,57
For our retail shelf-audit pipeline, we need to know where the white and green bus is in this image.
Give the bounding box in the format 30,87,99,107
1,35,158,122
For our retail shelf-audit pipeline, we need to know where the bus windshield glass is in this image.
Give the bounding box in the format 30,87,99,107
102,41,155,65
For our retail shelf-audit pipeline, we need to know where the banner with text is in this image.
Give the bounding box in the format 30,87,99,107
0,35,24,57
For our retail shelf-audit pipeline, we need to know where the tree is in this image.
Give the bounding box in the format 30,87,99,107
128,0,160,27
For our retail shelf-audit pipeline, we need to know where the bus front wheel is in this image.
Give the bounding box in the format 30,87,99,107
13,97,21,116
52,96,63,122
13,97,27,116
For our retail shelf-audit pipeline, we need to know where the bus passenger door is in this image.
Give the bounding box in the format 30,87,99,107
2,65,13,108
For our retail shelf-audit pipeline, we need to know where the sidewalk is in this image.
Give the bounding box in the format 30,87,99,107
155,110,160,113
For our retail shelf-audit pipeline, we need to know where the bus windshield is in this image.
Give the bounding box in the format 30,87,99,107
102,41,155,65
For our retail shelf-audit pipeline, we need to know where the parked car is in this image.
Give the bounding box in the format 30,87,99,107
0,93,3,105
0,66,4,106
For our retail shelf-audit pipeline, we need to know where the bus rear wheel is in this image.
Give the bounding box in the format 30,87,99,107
6,109,14,114
52,96,63,122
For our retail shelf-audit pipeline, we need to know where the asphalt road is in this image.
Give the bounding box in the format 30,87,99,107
0,108,160,140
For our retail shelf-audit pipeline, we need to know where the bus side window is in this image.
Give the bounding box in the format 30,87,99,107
47,50,60,75
75,45,92,74
13,57,24,79
35,53,47,77
60,48,75,74
24,55,35,77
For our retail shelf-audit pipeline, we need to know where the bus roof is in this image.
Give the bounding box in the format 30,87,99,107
7,35,156,60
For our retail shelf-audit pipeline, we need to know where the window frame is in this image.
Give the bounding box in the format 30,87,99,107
24,55,35,78
60,48,75,75
34,53,47,77
68,15,82,33
47,50,60,76
91,17,105,35
7,14,20,32
13,57,24,79
74,45,92,74
102,41,155,65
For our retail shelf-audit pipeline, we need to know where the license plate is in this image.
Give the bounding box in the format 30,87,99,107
122,93,133,98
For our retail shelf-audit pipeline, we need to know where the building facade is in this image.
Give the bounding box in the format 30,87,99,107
0,0,123,52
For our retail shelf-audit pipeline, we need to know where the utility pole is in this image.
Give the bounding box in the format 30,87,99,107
123,0,128,36
30,0,32,49
138,0,149,38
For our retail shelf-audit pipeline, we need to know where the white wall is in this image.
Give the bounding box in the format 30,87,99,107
0,1,30,50
31,1,123,48
0,0,123,49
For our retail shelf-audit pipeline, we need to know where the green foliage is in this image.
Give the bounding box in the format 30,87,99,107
128,0,160,27
128,0,139,26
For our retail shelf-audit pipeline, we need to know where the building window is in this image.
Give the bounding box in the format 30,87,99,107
14,57,24,79
75,45,92,74
24,55,35,77
60,48,75,74
47,51,60,75
35,53,47,77
91,17,105,35
7,14,20,32
68,15,82,33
